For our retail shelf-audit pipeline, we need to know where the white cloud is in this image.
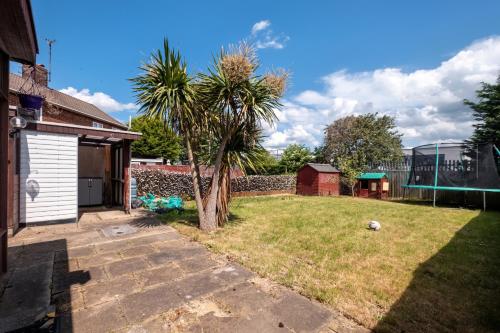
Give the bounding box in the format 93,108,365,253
59,87,137,113
250,20,289,50
264,36,500,149
255,35,290,50
251,20,271,35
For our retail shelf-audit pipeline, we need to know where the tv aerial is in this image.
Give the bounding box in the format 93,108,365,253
45,38,56,82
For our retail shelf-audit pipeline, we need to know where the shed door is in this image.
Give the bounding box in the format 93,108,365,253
20,130,78,224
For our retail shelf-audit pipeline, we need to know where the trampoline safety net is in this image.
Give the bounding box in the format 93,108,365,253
405,143,500,192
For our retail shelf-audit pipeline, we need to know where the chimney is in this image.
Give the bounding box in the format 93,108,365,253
22,64,49,87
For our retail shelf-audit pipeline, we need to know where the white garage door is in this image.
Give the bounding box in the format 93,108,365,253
20,130,78,224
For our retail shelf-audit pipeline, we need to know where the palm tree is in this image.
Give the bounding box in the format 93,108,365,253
132,40,287,231
201,124,269,226
196,43,286,230
130,39,207,226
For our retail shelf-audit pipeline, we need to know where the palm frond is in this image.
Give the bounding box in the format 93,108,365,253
130,38,196,133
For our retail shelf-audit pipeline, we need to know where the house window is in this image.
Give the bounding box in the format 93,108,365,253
92,121,103,128
360,180,369,189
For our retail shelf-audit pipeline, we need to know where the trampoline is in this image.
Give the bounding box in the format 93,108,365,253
403,142,500,209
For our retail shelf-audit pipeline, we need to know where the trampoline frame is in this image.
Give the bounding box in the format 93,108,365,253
402,143,500,210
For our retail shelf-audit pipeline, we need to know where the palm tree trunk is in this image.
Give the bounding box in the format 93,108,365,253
202,134,230,231
184,131,205,227
202,164,230,227
216,166,231,226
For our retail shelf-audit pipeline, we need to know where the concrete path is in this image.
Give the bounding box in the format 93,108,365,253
0,211,366,333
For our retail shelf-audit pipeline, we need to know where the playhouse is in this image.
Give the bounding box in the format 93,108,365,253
356,172,389,199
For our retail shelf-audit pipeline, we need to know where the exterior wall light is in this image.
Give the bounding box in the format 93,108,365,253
9,115,27,137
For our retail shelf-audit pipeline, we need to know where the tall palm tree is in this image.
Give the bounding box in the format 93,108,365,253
130,39,206,226
196,44,285,230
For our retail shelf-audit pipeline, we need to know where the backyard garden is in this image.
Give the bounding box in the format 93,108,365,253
130,36,500,332
160,195,500,333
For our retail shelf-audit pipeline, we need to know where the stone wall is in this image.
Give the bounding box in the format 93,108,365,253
132,164,245,178
131,168,296,198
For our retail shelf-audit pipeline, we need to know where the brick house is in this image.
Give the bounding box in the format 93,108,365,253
7,64,141,233
296,163,341,196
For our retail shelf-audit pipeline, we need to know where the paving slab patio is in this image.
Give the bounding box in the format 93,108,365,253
0,211,366,333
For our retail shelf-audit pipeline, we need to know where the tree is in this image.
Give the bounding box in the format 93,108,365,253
338,155,365,196
324,113,403,170
201,124,270,225
256,150,283,175
130,116,182,162
131,39,206,228
196,43,285,229
132,40,286,231
323,114,402,194
465,75,500,147
278,144,313,173
312,145,327,163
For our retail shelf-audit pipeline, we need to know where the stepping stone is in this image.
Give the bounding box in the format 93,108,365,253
174,265,252,301
61,299,128,333
176,255,219,274
213,281,276,314
135,264,185,288
106,257,149,278
120,283,183,323
147,247,206,266
270,292,332,333
82,275,139,307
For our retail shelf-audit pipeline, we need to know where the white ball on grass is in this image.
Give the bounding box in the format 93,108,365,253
368,221,381,231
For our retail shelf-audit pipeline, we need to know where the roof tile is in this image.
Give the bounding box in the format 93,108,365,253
304,163,340,173
9,73,127,129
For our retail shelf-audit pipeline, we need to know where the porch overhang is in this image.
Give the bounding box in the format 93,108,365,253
25,120,141,141
0,0,38,64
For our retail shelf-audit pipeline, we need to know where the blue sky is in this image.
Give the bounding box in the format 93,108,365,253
15,0,500,148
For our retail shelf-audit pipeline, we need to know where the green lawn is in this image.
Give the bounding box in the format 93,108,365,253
160,195,500,332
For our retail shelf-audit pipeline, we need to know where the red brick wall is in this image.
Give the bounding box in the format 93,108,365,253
8,92,116,129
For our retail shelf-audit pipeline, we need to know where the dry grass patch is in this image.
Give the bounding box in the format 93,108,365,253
160,195,500,332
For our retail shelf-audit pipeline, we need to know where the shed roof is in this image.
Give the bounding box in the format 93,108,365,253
9,73,128,129
358,172,387,180
304,163,340,173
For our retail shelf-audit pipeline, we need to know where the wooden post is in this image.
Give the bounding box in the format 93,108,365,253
7,133,15,231
483,192,486,212
122,140,131,214
103,145,112,206
0,51,9,273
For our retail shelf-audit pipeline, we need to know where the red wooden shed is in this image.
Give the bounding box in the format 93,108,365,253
296,163,341,196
